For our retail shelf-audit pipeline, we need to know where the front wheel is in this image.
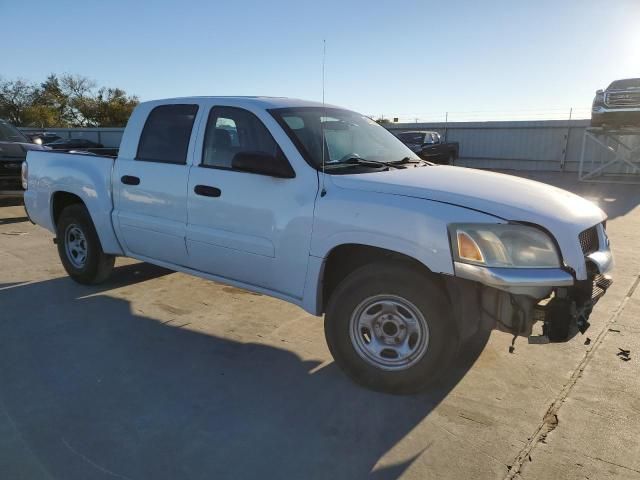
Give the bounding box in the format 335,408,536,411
324,262,456,394
56,204,114,284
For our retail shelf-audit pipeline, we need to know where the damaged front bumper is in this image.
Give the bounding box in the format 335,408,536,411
447,248,613,344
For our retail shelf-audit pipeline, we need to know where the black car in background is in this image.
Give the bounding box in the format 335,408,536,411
591,78,640,128
394,130,459,165
47,138,104,150
0,120,47,197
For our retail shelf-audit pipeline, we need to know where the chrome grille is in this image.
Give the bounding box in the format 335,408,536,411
579,226,599,255
605,91,640,107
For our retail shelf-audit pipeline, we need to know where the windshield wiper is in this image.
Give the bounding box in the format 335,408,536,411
394,156,432,166
340,157,404,170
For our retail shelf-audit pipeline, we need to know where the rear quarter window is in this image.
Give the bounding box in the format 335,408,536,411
137,104,199,164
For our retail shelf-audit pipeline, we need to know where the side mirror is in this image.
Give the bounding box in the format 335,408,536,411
596,89,604,94
232,151,295,178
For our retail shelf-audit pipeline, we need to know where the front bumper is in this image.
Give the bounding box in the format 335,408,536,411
591,108,640,126
454,248,614,295
454,262,574,297
449,245,614,343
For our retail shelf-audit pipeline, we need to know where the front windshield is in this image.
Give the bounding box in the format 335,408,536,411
0,121,30,143
270,107,421,171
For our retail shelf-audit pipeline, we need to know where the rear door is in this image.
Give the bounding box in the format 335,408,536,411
113,103,199,266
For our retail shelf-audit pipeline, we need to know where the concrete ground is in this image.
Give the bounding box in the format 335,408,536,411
0,172,638,480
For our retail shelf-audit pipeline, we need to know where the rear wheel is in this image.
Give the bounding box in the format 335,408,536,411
56,204,114,284
324,261,456,394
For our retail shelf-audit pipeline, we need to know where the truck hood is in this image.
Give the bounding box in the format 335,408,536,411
330,165,606,232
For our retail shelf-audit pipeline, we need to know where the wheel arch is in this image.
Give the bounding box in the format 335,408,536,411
50,188,123,256
311,243,448,316
51,191,84,227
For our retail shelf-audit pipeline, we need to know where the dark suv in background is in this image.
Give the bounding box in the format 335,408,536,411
394,130,459,164
0,120,46,197
591,78,640,128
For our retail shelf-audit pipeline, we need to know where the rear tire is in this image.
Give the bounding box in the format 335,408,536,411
324,261,456,394
56,204,114,284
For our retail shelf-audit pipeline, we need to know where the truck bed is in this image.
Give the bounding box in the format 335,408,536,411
24,150,122,255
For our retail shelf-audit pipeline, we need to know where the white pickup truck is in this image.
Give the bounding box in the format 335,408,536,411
23,97,613,393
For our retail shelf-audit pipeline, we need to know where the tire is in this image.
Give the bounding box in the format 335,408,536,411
56,203,114,284
324,261,456,394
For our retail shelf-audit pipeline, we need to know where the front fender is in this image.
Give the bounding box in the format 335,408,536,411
300,186,503,314
311,188,503,273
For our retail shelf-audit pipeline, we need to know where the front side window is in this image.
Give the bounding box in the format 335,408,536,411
270,107,420,173
137,104,198,164
202,106,282,169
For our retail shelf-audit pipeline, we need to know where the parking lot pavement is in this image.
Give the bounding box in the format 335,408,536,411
0,172,638,480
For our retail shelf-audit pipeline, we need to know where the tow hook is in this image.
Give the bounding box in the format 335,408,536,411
53,237,58,244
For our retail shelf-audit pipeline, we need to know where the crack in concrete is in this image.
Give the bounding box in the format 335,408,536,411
504,274,640,480
0,394,53,479
581,453,640,475
62,438,132,479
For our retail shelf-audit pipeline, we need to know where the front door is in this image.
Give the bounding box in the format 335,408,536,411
186,105,316,298
113,103,199,266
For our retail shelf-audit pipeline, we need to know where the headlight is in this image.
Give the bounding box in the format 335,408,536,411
449,223,561,268
592,91,605,109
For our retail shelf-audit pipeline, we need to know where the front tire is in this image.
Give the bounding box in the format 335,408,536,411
325,262,456,394
56,204,114,284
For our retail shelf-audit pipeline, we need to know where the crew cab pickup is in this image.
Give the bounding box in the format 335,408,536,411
23,97,614,393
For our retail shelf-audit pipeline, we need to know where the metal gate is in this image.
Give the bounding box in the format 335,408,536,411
579,127,640,183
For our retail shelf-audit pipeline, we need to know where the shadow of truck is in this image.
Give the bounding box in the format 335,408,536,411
0,262,488,480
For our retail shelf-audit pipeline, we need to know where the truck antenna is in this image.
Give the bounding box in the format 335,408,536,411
320,39,327,197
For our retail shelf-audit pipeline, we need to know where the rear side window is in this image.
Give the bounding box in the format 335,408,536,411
137,104,199,164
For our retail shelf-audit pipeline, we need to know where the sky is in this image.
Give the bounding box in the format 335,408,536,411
2,0,639,121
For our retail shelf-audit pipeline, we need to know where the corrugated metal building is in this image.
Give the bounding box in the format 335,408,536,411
21,120,639,176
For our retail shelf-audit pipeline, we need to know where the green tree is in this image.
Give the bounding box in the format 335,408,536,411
0,74,139,128
0,78,38,125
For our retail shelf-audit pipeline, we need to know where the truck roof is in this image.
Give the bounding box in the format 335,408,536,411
138,96,343,110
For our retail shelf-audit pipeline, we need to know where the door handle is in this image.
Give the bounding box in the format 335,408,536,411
194,185,221,197
121,175,140,185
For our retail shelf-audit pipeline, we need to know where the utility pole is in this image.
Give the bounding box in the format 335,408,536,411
444,112,449,142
